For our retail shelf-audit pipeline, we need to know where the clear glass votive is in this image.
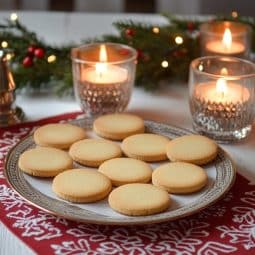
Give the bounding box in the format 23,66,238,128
189,56,255,142
200,21,251,58
71,43,137,116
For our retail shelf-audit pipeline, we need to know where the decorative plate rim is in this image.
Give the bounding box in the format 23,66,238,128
4,118,236,225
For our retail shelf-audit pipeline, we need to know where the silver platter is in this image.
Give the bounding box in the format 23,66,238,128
4,118,236,225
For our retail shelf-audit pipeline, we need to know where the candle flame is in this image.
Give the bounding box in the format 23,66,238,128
220,67,228,75
216,78,228,97
198,64,203,71
96,44,108,76
222,28,232,50
99,44,107,62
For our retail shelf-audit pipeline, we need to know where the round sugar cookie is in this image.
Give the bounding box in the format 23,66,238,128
69,139,122,167
121,133,169,162
108,183,170,216
98,158,152,186
34,123,86,149
52,169,112,203
93,113,145,140
18,147,73,177
152,162,208,194
166,135,218,165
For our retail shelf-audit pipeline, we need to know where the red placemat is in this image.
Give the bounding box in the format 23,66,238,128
0,112,254,255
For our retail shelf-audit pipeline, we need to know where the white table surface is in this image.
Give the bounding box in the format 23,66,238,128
0,11,255,255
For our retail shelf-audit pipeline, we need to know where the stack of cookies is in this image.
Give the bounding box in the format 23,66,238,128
18,113,218,217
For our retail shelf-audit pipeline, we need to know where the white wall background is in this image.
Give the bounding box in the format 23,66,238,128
1,0,202,14
0,0,254,16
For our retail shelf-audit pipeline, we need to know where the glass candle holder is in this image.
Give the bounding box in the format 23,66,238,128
71,43,137,116
200,21,251,58
189,56,255,142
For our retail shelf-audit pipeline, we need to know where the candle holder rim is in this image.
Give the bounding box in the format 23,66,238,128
190,56,255,79
71,42,137,65
199,20,252,37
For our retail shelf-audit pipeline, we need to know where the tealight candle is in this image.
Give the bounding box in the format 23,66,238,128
81,45,128,84
205,28,245,55
200,21,251,58
189,56,255,142
194,79,250,105
72,43,137,116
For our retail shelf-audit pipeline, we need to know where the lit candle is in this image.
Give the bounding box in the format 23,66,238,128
189,56,255,142
205,28,245,55
195,67,250,105
72,43,136,116
195,79,250,105
82,45,128,84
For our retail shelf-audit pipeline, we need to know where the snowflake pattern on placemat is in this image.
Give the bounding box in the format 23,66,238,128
217,191,255,250
0,112,254,255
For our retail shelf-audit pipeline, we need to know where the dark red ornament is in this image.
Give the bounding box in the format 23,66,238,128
34,48,45,58
27,45,36,56
125,28,135,37
187,22,194,32
23,56,33,67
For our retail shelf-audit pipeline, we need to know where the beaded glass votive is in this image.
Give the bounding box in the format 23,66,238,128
189,56,255,142
200,21,251,58
71,43,137,116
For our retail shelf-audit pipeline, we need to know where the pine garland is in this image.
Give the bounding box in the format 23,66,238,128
0,13,254,94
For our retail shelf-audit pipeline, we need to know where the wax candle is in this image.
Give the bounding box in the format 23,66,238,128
205,28,245,55
194,79,250,105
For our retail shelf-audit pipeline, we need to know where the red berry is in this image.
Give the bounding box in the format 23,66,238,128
23,56,33,67
125,28,135,37
27,45,36,56
34,48,45,58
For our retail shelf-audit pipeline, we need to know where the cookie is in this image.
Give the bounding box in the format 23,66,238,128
34,123,86,149
121,133,169,162
152,162,208,194
108,183,170,216
52,169,112,203
98,158,152,186
18,147,73,177
93,113,145,140
166,135,218,165
69,139,122,167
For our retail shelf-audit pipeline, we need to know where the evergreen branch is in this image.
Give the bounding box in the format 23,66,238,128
0,14,254,94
